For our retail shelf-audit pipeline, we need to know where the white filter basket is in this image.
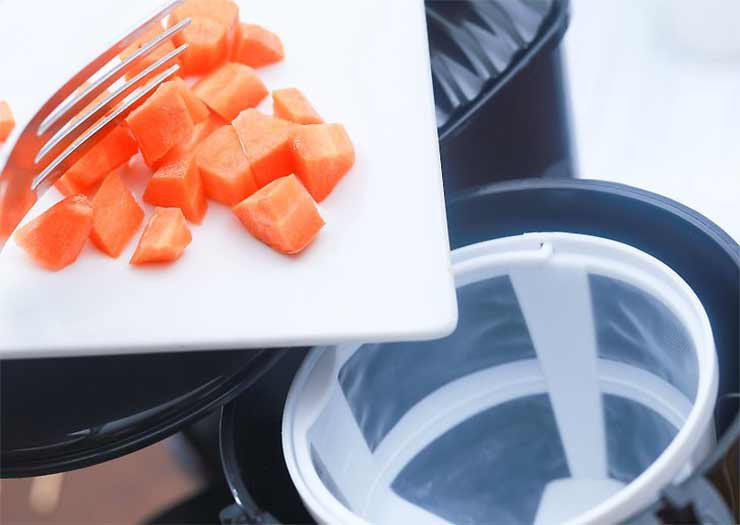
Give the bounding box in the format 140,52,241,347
282,233,719,525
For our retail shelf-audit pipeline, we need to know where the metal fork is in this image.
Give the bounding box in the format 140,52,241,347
0,0,191,245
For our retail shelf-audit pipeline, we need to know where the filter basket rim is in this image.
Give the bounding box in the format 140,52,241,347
282,232,719,525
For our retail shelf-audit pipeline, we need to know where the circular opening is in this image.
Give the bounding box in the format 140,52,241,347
283,233,718,525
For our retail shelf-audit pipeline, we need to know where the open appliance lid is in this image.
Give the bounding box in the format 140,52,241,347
427,0,565,135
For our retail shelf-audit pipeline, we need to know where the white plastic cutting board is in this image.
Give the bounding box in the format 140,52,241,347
0,0,457,358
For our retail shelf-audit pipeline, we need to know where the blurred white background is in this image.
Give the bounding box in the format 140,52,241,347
566,0,740,241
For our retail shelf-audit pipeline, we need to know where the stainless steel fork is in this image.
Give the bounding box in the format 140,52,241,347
0,0,191,245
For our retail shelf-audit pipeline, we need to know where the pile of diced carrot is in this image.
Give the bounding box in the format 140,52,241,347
14,0,355,271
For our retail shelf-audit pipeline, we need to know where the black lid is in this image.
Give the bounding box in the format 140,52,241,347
427,0,567,136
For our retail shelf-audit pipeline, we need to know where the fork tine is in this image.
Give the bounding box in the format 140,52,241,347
36,41,188,164
30,0,184,136
31,63,181,191
38,17,191,138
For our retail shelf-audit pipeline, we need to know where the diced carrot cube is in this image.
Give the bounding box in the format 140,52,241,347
130,207,192,265
63,125,139,189
233,174,324,255
90,172,145,257
55,173,94,197
0,101,16,142
55,174,82,197
169,0,240,50
15,194,93,270
119,23,177,81
154,112,224,169
196,125,257,205
292,123,355,202
161,77,210,123
194,63,267,121
123,69,181,116
231,109,296,187
125,82,195,167
272,88,323,125
174,17,229,76
143,154,207,224
233,24,284,68
200,112,227,134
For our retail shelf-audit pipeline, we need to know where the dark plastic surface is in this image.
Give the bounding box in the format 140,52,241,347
221,179,739,524
391,394,569,525
144,483,233,525
427,0,555,130
429,0,576,191
0,349,285,478
220,349,312,525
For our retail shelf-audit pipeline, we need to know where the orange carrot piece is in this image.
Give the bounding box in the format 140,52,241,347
231,109,296,187
194,62,267,121
63,125,139,189
90,172,145,257
292,123,355,202
161,77,210,123
143,154,207,223
55,174,82,197
174,17,229,76
55,173,95,198
233,174,324,255
233,24,284,68
123,69,180,116
119,23,177,81
130,207,192,265
196,125,257,205
154,112,224,169
125,82,195,167
0,101,16,142
15,194,93,270
272,88,323,125
169,0,239,49
200,111,227,134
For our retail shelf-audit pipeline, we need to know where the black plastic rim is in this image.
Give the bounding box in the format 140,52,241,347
1,349,286,478
221,399,253,515
447,178,739,257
